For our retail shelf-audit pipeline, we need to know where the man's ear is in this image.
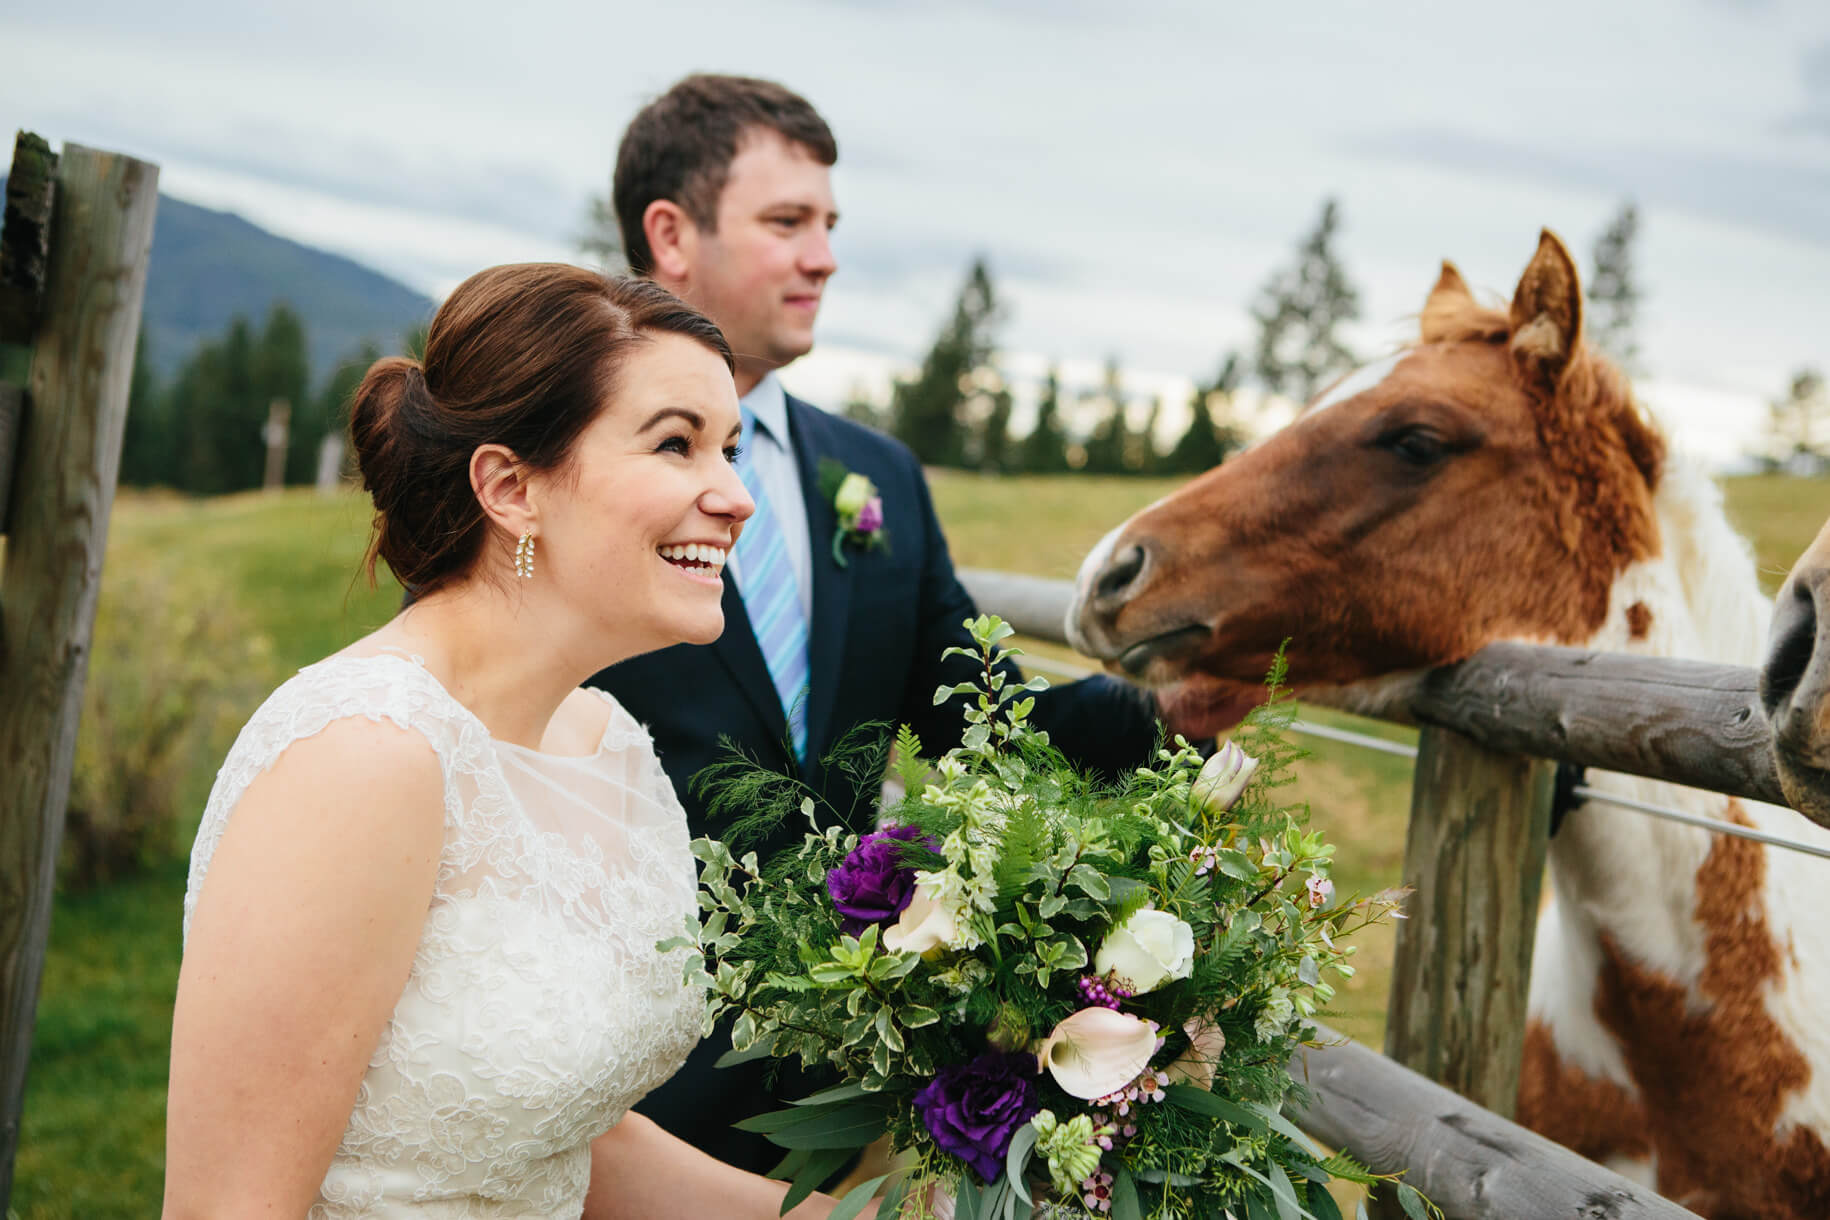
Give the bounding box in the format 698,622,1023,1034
643,199,697,284
472,444,535,540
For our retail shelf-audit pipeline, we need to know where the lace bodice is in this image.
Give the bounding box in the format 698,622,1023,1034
183,653,706,1218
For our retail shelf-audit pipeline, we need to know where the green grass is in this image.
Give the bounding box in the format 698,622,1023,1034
13,860,185,1219
18,472,1830,1215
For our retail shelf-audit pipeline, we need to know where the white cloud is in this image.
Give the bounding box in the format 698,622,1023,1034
4,0,1826,466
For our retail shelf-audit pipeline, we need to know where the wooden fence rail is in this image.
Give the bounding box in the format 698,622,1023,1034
956,567,1767,1220
1288,1023,1701,1219
957,569,1790,811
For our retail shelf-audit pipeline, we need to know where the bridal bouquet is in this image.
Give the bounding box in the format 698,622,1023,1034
664,617,1419,1219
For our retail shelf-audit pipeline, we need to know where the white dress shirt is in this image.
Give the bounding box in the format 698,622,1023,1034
728,372,814,623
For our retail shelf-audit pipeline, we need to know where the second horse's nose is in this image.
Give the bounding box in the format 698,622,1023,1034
1763,578,1819,726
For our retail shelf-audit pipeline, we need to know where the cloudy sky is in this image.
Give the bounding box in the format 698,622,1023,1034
5,0,1828,461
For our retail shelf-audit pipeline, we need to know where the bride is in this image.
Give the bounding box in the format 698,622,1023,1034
164,264,868,1218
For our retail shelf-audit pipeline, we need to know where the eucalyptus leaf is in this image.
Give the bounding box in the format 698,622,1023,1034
1395,1183,1428,1220
1004,1123,1039,1205
788,1080,870,1107
955,1172,984,1220
1308,1183,1344,1220
827,1173,892,1220
715,1033,776,1068
765,1145,811,1182
1110,1166,1143,1220
1164,1083,1268,1131
781,1146,853,1213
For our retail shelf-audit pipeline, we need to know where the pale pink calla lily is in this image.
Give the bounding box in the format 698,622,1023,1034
1035,1007,1158,1100
1163,1018,1227,1091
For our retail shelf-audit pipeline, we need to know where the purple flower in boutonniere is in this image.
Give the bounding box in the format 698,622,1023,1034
817,458,890,568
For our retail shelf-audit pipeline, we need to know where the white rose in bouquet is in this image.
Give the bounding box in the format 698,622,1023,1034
884,879,958,956
1093,907,1194,995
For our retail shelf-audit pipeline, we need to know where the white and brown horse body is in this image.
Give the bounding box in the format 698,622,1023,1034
1067,232,1830,1217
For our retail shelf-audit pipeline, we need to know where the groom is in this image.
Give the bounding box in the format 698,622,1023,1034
588,74,1162,1173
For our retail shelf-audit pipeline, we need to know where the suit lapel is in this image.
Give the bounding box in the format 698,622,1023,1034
709,566,791,752
786,396,852,774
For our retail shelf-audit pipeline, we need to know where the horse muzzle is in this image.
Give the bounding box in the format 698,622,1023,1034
1760,569,1830,823
1066,529,1210,682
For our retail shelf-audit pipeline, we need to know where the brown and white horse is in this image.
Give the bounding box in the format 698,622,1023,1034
1068,231,1830,1217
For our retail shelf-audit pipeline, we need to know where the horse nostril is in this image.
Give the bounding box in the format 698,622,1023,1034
1761,580,1818,720
1095,544,1148,603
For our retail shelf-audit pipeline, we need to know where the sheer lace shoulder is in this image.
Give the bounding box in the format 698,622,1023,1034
182,655,707,1217
183,653,476,939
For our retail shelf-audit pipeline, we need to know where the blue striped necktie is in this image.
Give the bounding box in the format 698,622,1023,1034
734,406,811,762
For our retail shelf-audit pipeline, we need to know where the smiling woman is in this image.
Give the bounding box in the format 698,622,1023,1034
163,264,880,1219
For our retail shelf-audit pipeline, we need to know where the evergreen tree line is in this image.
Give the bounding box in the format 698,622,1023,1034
866,198,1829,478
118,305,383,494
121,199,1823,491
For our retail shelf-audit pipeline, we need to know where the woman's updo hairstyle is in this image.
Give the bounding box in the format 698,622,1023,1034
347,264,732,593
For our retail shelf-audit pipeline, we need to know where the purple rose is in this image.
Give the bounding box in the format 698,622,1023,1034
826,825,935,934
913,1050,1041,1183
855,496,883,534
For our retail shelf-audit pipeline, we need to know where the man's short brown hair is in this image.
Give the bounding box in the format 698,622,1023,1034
614,74,838,277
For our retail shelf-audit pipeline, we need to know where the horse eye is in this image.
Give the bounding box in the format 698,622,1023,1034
1378,426,1450,465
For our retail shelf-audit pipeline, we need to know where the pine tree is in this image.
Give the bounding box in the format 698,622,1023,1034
1019,367,1070,473
1130,396,1162,474
979,384,1014,473
1588,201,1642,374
1252,198,1362,406
317,342,381,483
578,192,625,272
841,383,887,432
1081,358,1130,475
891,257,1002,467
1166,354,1244,474
172,317,264,495
118,327,171,486
250,305,312,485
1766,367,1829,472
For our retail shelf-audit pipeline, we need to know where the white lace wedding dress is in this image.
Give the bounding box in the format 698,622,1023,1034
182,652,707,1217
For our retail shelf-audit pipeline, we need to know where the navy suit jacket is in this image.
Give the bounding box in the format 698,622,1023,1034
587,394,1160,1171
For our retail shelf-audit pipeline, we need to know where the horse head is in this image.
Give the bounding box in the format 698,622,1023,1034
1761,519,1830,821
1068,230,1667,737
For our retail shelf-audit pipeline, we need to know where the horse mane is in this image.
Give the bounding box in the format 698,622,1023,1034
1414,289,1668,622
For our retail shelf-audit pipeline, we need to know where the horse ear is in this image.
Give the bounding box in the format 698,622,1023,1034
1509,229,1584,387
1421,261,1474,343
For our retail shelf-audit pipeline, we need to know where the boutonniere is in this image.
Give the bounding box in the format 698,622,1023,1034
817,458,889,568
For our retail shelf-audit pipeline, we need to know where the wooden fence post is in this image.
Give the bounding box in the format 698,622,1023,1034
1383,726,1555,1107
1369,727,1553,1216
0,139,158,1204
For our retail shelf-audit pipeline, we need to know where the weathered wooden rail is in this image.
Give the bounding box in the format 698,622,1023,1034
958,568,1761,1220
1288,1024,1698,1219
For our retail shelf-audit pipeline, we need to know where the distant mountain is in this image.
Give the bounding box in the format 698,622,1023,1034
3,177,434,384
138,194,434,382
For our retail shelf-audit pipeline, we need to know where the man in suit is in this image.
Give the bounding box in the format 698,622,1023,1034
589,73,1162,1174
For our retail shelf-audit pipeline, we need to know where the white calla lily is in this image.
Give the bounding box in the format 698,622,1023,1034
1036,1007,1158,1100
883,880,956,956
1192,739,1259,814
1094,907,1195,995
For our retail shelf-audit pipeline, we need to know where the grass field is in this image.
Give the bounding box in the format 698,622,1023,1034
15,470,1830,1216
